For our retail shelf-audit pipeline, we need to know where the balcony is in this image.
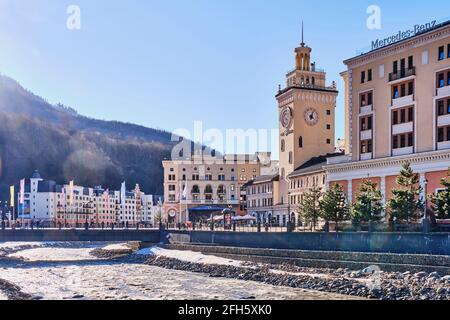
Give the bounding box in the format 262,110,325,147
438,114,450,127
327,155,352,165
438,141,450,150
360,153,373,161
360,104,373,115
392,147,414,157
360,130,372,141
389,67,416,82
392,94,414,108
437,85,450,98
392,122,414,135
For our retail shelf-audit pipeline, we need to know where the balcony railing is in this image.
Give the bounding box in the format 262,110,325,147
389,67,416,82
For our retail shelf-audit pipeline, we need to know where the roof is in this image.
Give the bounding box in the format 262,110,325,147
287,153,343,178
344,19,450,64
31,170,42,179
244,174,279,187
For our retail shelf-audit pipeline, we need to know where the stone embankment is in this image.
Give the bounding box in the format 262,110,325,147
145,254,450,300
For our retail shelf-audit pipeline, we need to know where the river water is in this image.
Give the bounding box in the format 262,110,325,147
0,242,358,300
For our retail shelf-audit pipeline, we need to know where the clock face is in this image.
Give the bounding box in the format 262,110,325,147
280,107,293,129
304,108,319,126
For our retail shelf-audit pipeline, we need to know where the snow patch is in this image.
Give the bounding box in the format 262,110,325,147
8,247,98,262
140,247,244,267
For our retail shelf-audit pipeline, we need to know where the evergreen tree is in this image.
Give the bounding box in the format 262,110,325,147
320,183,350,231
297,186,322,230
387,162,423,222
431,169,450,219
352,179,384,225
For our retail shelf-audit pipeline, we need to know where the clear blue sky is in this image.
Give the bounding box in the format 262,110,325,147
0,0,448,158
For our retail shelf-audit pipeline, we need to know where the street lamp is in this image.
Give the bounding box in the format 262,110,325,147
287,191,292,232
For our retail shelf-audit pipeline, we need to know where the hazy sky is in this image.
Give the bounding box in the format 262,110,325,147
0,0,448,158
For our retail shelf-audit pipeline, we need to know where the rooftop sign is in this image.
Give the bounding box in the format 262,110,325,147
371,20,437,51
354,17,450,57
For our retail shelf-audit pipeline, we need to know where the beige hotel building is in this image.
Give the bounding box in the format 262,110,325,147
327,20,450,206
162,153,278,223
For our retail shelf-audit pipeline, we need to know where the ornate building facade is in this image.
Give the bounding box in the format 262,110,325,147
327,20,450,208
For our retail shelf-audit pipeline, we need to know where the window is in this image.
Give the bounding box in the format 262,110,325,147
289,152,293,164
281,139,285,152
438,73,445,88
448,44,450,58
400,84,406,97
392,80,414,99
438,126,450,142
368,92,373,106
368,69,372,81
360,140,373,154
438,100,445,116
393,133,414,149
408,56,414,69
327,110,331,116
393,61,398,73
361,116,372,130
439,46,445,61
438,127,445,142
326,139,331,145
361,71,366,83
168,185,176,191
408,82,414,95
393,86,399,99
299,136,303,148
326,124,331,130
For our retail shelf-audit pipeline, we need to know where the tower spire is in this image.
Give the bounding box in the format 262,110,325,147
301,21,305,47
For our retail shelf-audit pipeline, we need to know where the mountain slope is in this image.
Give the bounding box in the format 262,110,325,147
0,75,178,201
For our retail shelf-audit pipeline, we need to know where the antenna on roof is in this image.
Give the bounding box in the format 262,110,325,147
301,20,305,46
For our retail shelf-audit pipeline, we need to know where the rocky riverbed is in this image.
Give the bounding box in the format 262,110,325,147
143,249,450,301
1,242,449,300
0,242,359,300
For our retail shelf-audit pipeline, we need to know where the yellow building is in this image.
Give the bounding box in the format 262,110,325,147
327,20,450,207
162,153,277,223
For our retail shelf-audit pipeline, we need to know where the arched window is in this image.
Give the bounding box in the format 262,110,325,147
191,185,200,194
205,185,213,194
299,136,303,148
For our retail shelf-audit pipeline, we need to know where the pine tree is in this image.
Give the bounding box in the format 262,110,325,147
297,186,322,230
320,183,350,231
431,169,450,219
352,179,384,225
387,162,423,222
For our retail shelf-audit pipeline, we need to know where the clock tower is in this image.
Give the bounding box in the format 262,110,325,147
276,25,338,204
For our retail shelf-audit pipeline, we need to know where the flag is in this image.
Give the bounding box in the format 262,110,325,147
61,187,66,207
105,189,110,209
120,182,126,208
10,186,14,208
69,181,74,206
19,179,25,205
182,183,188,200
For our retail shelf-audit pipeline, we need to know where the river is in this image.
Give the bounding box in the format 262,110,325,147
0,242,359,300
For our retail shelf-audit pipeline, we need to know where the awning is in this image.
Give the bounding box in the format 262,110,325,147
189,206,227,213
